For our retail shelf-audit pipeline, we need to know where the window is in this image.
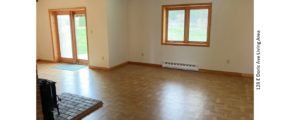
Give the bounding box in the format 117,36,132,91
162,3,212,47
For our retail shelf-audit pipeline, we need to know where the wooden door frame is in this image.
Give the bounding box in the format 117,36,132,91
49,7,89,65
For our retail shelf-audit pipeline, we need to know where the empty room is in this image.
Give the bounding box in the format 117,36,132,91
36,0,253,120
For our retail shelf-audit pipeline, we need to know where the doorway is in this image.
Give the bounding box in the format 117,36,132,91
49,8,89,65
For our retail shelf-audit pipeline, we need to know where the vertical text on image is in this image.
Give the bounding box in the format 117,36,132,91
256,30,261,90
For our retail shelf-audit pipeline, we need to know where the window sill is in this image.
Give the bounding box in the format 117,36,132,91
161,42,209,47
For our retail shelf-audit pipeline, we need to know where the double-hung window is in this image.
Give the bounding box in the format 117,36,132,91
161,3,212,47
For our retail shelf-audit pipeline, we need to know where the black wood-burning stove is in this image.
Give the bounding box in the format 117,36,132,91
39,79,60,120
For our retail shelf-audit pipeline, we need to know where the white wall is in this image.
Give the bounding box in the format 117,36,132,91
128,0,253,74
37,0,110,67
107,0,129,67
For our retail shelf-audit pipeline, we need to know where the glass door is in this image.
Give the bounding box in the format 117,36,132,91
54,10,88,64
57,14,76,63
74,14,88,64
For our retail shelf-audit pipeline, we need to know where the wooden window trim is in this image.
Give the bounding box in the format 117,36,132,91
161,3,212,47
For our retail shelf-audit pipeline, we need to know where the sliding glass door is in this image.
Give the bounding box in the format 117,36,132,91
53,10,88,64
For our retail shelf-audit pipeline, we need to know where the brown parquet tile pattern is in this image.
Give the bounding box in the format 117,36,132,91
37,62,253,120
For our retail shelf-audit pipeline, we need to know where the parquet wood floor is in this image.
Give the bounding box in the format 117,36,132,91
37,62,253,120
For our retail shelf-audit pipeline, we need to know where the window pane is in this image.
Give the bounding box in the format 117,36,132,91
74,14,88,60
57,15,73,58
189,9,208,42
167,10,185,41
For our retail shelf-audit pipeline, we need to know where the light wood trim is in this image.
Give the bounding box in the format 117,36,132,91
73,11,86,14
37,59,56,63
206,5,212,47
241,73,254,78
84,9,90,65
162,3,212,8
199,69,241,76
89,65,110,70
161,41,209,47
60,58,75,63
48,12,56,62
199,69,253,78
52,11,70,15
49,7,85,13
70,11,78,63
90,61,161,71
128,61,162,67
110,62,129,69
128,61,252,78
53,14,61,62
161,3,212,47
165,8,169,43
77,59,88,65
184,8,190,43
89,62,128,71
161,6,166,45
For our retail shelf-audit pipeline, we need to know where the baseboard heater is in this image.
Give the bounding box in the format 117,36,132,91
162,61,199,71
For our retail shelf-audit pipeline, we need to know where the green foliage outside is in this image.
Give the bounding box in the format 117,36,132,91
75,17,88,55
168,9,208,41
